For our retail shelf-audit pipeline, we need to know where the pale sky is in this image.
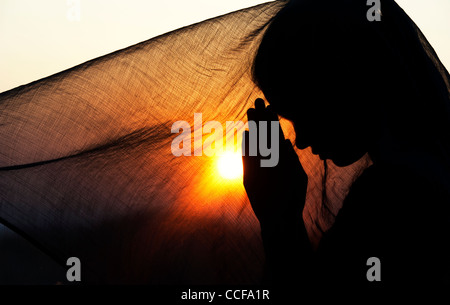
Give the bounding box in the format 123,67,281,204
0,0,449,93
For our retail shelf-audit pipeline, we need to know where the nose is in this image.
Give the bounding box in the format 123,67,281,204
295,135,311,150
293,123,311,149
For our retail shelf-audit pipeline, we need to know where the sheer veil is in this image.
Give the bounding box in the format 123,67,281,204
0,0,448,283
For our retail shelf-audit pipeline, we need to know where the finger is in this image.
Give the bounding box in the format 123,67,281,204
242,130,259,161
267,105,285,141
254,99,266,127
247,108,258,147
255,98,265,111
254,100,271,150
242,130,250,157
265,105,278,121
247,107,256,122
260,105,281,150
242,130,259,185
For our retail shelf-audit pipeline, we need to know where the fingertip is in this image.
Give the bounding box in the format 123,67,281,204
242,130,250,156
255,98,265,110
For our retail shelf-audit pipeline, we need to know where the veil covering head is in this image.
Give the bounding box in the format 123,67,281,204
0,0,449,284
253,0,450,234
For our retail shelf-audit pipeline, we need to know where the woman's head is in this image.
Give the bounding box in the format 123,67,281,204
252,0,450,167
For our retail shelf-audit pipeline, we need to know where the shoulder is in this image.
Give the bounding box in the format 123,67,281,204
345,162,448,218
318,161,450,285
339,162,448,236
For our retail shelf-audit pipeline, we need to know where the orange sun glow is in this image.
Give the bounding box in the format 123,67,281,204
217,151,243,180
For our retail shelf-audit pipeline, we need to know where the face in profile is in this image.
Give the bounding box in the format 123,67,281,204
266,87,377,167
290,115,371,168
250,0,401,167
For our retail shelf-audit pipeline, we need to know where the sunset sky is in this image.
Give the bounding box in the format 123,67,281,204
0,0,449,93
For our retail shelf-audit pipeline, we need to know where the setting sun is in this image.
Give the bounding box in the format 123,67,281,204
217,151,243,180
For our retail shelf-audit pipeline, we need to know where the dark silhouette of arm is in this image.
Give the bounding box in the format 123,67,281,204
242,99,313,285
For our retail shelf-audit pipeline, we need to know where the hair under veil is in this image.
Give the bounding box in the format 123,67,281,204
0,0,448,284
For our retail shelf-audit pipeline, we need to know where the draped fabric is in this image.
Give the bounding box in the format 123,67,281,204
0,0,448,284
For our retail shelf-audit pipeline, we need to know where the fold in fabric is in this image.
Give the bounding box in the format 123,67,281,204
0,1,373,283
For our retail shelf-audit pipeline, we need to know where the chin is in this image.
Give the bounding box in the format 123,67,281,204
331,158,356,167
328,151,367,167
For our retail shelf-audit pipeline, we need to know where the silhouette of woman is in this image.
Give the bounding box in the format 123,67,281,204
243,0,450,291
